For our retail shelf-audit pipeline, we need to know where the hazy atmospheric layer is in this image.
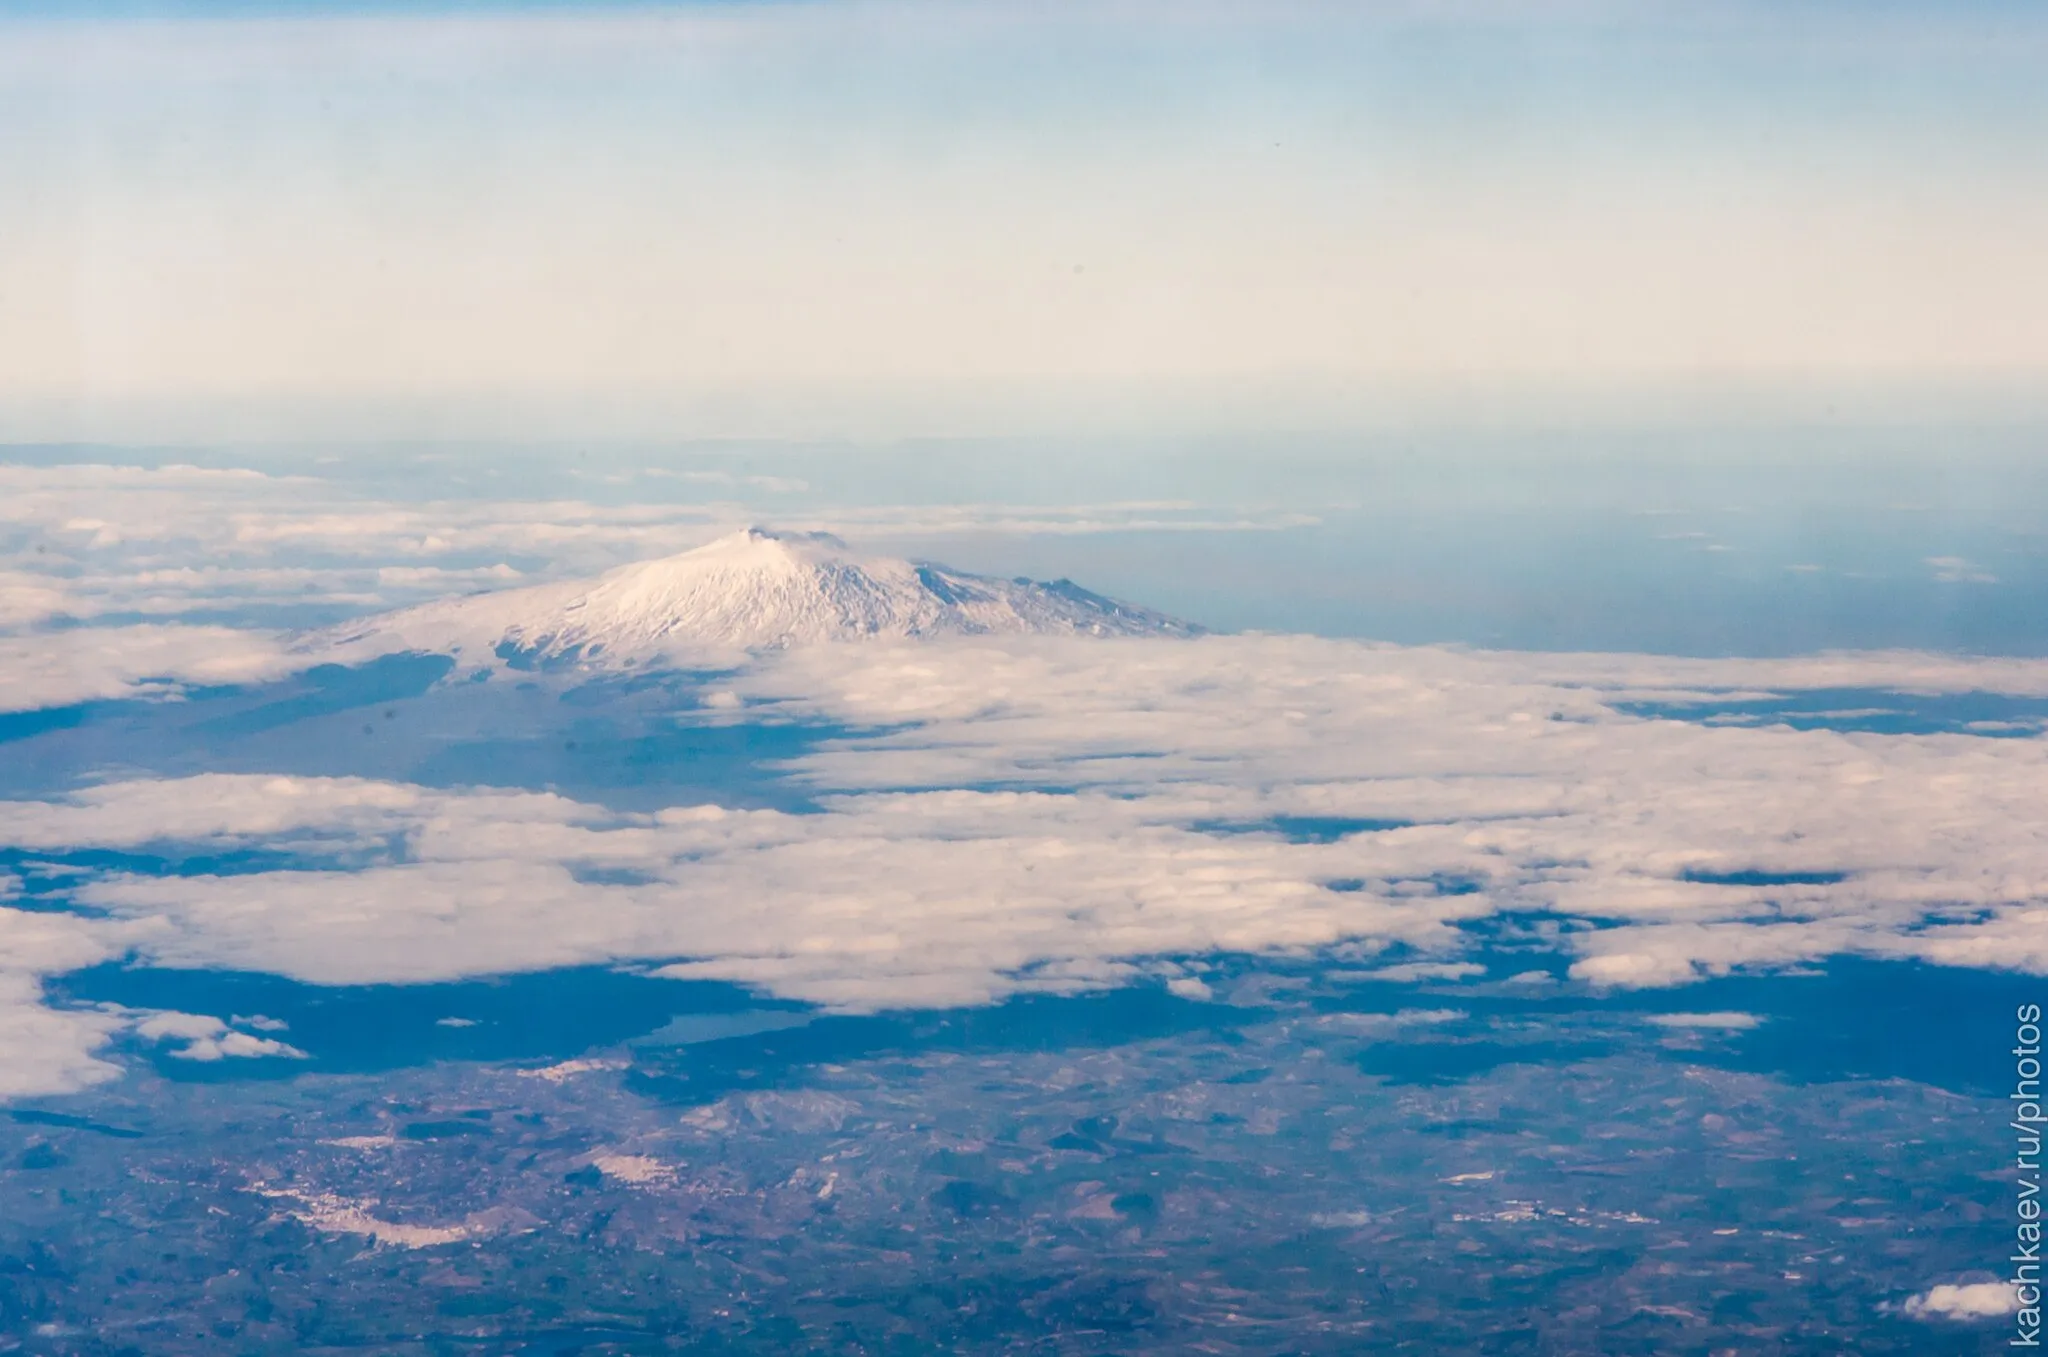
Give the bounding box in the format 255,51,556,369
6,2,2046,442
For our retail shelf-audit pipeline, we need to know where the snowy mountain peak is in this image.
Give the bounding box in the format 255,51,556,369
320,527,1199,668
692,526,855,563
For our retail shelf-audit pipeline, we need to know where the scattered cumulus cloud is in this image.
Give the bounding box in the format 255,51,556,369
1645,1011,1764,1031
1316,1009,1465,1038
1903,1281,2020,1321
1345,962,1487,984
1925,556,1998,584
133,1011,308,1062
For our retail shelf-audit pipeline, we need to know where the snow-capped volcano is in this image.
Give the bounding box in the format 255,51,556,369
320,528,1198,667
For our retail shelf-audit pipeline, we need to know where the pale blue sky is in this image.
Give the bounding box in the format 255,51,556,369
3,1,2044,440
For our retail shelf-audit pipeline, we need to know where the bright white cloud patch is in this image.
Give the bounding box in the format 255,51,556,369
1903,1281,2020,1321
0,974,128,1102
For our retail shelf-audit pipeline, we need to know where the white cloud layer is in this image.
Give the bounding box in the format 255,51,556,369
728,635,2048,986
0,625,300,715
0,910,137,1100
1,624,2046,1101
